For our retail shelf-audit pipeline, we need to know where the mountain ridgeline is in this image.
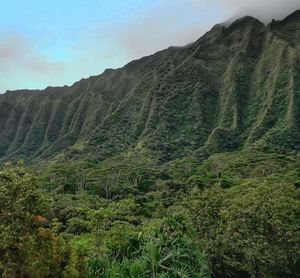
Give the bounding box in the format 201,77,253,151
1,10,300,278
1,10,300,162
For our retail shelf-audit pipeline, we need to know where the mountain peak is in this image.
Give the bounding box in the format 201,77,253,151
282,9,300,22
229,15,264,29
0,9,300,161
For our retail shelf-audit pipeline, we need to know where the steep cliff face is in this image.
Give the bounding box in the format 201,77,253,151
1,11,300,162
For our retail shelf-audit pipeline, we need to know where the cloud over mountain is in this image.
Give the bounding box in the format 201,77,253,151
217,0,300,22
1,0,300,93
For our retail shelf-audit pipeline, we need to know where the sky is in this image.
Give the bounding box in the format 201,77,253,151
0,0,300,93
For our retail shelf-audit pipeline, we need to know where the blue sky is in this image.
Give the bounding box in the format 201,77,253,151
0,0,299,92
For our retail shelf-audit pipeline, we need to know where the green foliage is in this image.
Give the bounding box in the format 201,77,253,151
2,149,300,277
86,154,158,199
38,161,91,194
0,163,80,277
187,181,300,277
38,153,158,199
195,150,300,186
87,213,210,278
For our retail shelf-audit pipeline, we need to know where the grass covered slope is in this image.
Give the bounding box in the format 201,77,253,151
1,11,300,162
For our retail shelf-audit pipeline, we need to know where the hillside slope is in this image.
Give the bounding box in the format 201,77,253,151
1,10,300,162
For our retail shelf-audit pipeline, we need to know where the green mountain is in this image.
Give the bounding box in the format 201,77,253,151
1,10,300,163
1,11,300,278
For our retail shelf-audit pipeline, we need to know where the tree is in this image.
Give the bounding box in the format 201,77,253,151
0,162,79,277
38,161,90,194
187,182,300,277
0,162,43,276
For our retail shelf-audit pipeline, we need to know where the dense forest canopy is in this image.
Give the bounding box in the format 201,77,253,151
1,150,299,277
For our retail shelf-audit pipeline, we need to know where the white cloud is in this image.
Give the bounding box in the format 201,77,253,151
98,1,225,60
216,0,300,22
0,32,65,92
1,0,300,92
0,32,64,74
98,0,300,61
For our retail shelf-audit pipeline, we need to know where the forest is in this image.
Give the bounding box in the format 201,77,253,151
1,150,299,277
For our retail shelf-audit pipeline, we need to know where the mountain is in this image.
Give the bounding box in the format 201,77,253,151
1,11,300,278
1,10,300,163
